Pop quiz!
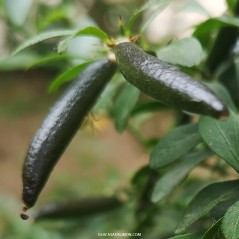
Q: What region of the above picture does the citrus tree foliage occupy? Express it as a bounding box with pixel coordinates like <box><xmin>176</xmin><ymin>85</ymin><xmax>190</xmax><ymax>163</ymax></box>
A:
<box><xmin>2</xmin><ymin>0</ymin><xmax>239</xmax><ymax>238</ymax></box>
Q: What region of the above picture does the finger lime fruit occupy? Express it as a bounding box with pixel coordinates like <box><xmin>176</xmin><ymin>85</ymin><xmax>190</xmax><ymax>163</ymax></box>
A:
<box><xmin>114</xmin><ymin>42</ymin><xmax>228</xmax><ymax>118</ymax></box>
<box><xmin>21</xmin><ymin>58</ymin><xmax>116</xmax><ymax>219</ymax></box>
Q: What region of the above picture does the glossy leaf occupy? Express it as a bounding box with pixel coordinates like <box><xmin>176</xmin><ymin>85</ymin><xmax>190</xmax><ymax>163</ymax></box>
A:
<box><xmin>113</xmin><ymin>83</ymin><xmax>140</xmax><ymax>132</ymax></box>
<box><xmin>210</xmin><ymin>197</ymin><xmax>239</xmax><ymax>219</ymax></box>
<box><xmin>157</xmin><ymin>37</ymin><xmax>203</xmax><ymax>67</ymax></box>
<box><xmin>151</xmin><ymin>150</ymin><xmax>211</xmax><ymax>203</ymax></box>
<box><xmin>74</xmin><ymin>26</ymin><xmax>109</xmax><ymax>41</ymax></box>
<box><xmin>126</xmin><ymin>0</ymin><xmax>173</xmax><ymax>32</ymax></box>
<box><xmin>202</xmin><ymin>218</ymin><xmax>223</xmax><ymax>239</ymax></box>
<box><xmin>222</xmin><ymin>200</ymin><xmax>239</xmax><ymax>239</ymax></box>
<box><xmin>150</xmin><ymin>124</ymin><xmax>202</xmax><ymax>169</ymax></box>
<box><xmin>48</xmin><ymin>61</ymin><xmax>92</xmax><ymax>92</ymax></box>
<box><xmin>57</xmin><ymin>26</ymin><xmax>109</xmax><ymax>54</ymax></box>
<box><xmin>13</xmin><ymin>30</ymin><xmax>75</xmax><ymax>55</ymax></box>
<box><xmin>199</xmin><ymin>111</ymin><xmax>239</xmax><ymax>173</ymax></box>
<box><xmin>176</xmin><ymin>180</ymin><xmax>239</xmax><ymax>233</ymax></box>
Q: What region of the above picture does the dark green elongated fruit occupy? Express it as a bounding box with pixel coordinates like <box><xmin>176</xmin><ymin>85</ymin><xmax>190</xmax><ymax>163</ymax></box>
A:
<box><xmin>21</xmin><ymin>58</ymin><xmax>116</xmax><ymax>220</ymax></box>
<box><xmin>34</xmin><ymin>195</ymin><xmax>125</xmax><ymax>220</ymax></box>
<box><xmin>114</xmin><ymin>42</ymin><xmax>228</xmax><ymax>118</ymax></box>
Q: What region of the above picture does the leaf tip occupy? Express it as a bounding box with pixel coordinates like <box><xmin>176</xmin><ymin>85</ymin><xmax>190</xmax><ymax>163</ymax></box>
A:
<box><xmin>48</xmin><ymin>84</ymin><xmax>56</xmax><ymax>94</ymax></box>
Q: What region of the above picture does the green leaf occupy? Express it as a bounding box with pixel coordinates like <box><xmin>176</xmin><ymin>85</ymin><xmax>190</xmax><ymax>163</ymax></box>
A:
<box><xmin>205</xmin><ymin>82</ymin><xmax>237</xmax><ymax>112</ymax></box>
<box><xmin>57</xmin><ymin>26</ymin><xmax>109</xmax><ymax>54</ymax></box>
<box><xmin>113</xmin><ymin>83</ymin><xmax>140</xmax><ymax>132</ymax></box>
<box><xmin>226</xmin><ymin>0</ymin><xmax>237</xmax><ymax>13</ymax></box>
<box><xmin>140</xmin><ymin>0</ymin><xmax>173</xmax><ymax>32</ymax></box>
<box><xmin>168</xmin><ymin>233</ymin><xmax>202</xmax><ymax>239</ymax></box>
<box><xmin>126</xmin><ymin>0</ymin><xmax>173</xmax><ymax>32</ymax></box>
<box><xmin>222</xmin><ymin>200</ymin><xmax>239</xmax><ymax>239</ymax></box>
<box><xmin>156</xmin><ymin>37</ymin><xmax>203</xmax><ymax>67</ymax></box>
<box><xmin>140</xmin><ymin>0</ymin><xmax>172</xmax><ymax>12</ymax></box>
<box><xmin>48</xmin><ymin>61</ymin><xmax>92</xmax><ymax>93</ymax></box>
<box><xmin>211</xmin><ymin>197</ymin><xmax>239</xmax><ymax>220</ymax></box>
<box><xmin>194</xmin><ymin>16</ymin><xmax>239</xmax><ymax>45</ymax></box>
<box><xmin>150</xmin><ymin>124</ymin><xmax>202</xmax><ymax>169</ymax></box>
<box><xmin>57</xmin><ymin>38</ymin><xmax>72</xmax><ymax>54</ymax></box>
<box><xmin>212</xmin><ymin>15</ymin><xmax>239</xmax><ymax>27</ymax></box>
<box><xmin>131</xmin><ymin>165</ymin><xmax>152</xmax><ymax>187</ymax></box>
<box><xmin>74</xmin><ymin>26</ymin><xmax>109</xmax><ymax>41</ymax></box>
<box><xmin>151</xmin><ymin>150</ymin><xmax>211</xmax><ymax>203</ymax></box>
<box><xmin>199</xmin><ymin>110</ymin><xmax>239</xmax><ymax>173</ymax></box>
<box><xmin>176</xmin><ymin>179</ymin><xmax>239</xmax><ymax>233</ymax></box>
<box><xmin>202</xmin><ymin>218</ymin><xmax>223</xmax><ymax>239</ymax></box>
<box><xmin>13</xmin><ymin>30</ymin><xmax>75</xmax><ymax>55</ymax></box>
<box><xmin>218</xmin><ymin>62</ymin><xmax>239</xmax><ymax>110</ymax></box>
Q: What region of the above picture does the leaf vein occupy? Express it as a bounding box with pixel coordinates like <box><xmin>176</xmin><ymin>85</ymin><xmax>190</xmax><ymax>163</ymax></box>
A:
<box><xmin>215</xmin><ymin>121</ymin><xmax>239</xmax><ymax>162</ymax></box>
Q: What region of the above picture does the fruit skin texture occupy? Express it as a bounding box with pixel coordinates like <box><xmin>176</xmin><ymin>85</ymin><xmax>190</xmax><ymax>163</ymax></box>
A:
<box><xmin>22</xmin><ymin>59</ymin><xmax>116</xmax><ymax>210</ymax></box>
<box><xmin>114</xmin><ymin>42</ymin><xmax>228</xmax><ymax>118</ymax></box>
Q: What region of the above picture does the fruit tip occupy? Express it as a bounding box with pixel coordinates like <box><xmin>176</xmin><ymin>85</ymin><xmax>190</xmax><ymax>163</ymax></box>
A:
<box><xmin>20</xmin><ymin>212</ymin><xmax>29</xmax><ymax>220</ymax></box>
<box><xmin>20</xmin><ymin>205</ymin><xmax>29</xmax><ymax>220</ymax></box>
<box><xmin>217</xmin><ymin>107</ymin><xmax>230</xmax><ymax>120</ymax></box>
